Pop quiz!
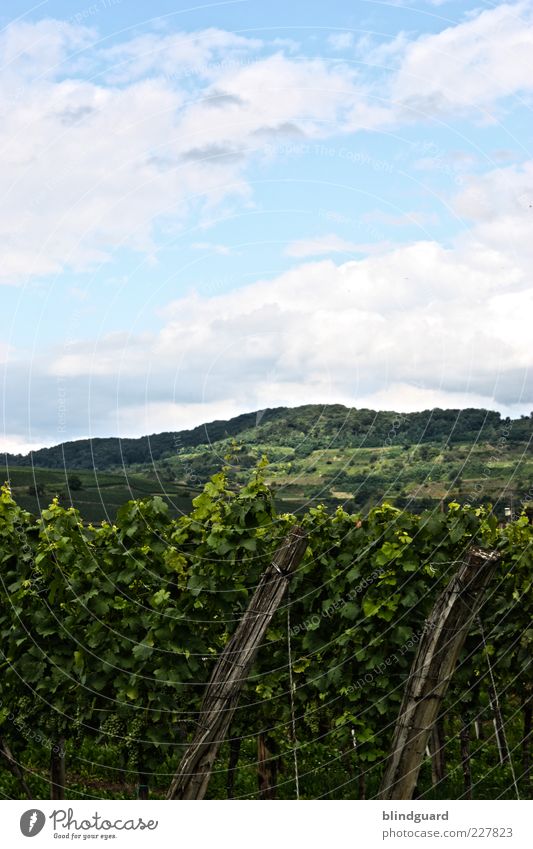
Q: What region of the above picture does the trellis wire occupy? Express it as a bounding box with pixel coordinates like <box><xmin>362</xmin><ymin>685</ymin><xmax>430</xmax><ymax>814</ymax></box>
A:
<box><xmin>286</xmin><ymin>594</ymin><xmax>300</xmax><ymax>799</ymax></box>
<box><xmin>476</xmin><ymin>615</ymin><xmax>520</xmax><ymax>800</ymax></box>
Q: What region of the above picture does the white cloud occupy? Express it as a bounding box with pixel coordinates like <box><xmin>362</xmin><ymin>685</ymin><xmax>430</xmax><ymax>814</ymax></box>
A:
<box><xmin>453</xmin><ymin>159</ymin><xmax>533</xmax><ymax>267</ymax></box>
<box><xmin>0</xmin><ymin>18</ymin><xmax>94</xmax><ymax>85</ymax></box>
<box><xmin>391</xmin><ymin>1</ymin><xmax>533</xmax><ymax>116</ymax></box>
<box><xmin>350</xmin><ymin>384</ymin><xmax>526</xmax><ymax>419</ymax></box>
<box><xmin>285</xmin><ymin>233</ymin><xmax>378</xmax><ymax>257</ymax></box>
<box><xmin>38</xmin><ymin>151</ymin><xmax>533</xmax><ymax>417</ymax></box>
<box><xmin>101</xmin><ymin>28</ymin><xmax>263</xmax><ymax>84</ymax></box>
<box><xmin>334</xmin><ymin>3</ymin><xmax>533</xmax><ymax>120</ymax></box>
<box><xmin>0</xmin><ymin>66</ymin><xmax>242</xmax><ymax>281</ymax></box>
<box><xmin>356</xmin><ymin>31</ymin><xmax>410</xmax><ymax>69</ymax></box>
<box><xmin>0</xmin><ymin>21</ymin><xmax>378</xmax><ymax>285</ymax></box>
<box><xmin>0</xmin><ymin>434</ymin><xmax>49</xmax><ymax>454</ymax></box>
<box><xmin>0</xmin><ymin>341</ymin><xmax>11</xmax><ymax>363</ymax></box>
<box><xmin>362</xmin><ymin>210</ymin><xmax>440</xmax><ymax>229</ymax></box>
<box><xmin>327</xmin><ymin>32</ymin><xmax>355</xmax><ymax>52</ymax></box>
<box><xmin>114</xmin><ymin>400</ymin><xmax>246</xmax><ymax>439</ymax></box>
<box><xmin>3</xmin><ymin>8</ymin><xmax>533</xmax><ymax>445</ymax></box>
<box><xmin>3</xmin><ymin>6</ymin><xmax>531</xmax><ymax>286</ymax></box>
<box><xmin>176</xmin><ymin>52</ymin><xmax>378</xmax><ymax>146</ymax></box>
<box><xmin>41</xmin><ymin>225</ymin><xmax>532</xmax><ymax>432</ymax></box>
<box><xmin>5</xmin><ymin>187</ymin><xmax>531</xmax><ymax>446</ymax></box>
<box><xmin>192</xmin><ymin>241</ymin><xmax>235</xmax><ymax>255</ymax></box>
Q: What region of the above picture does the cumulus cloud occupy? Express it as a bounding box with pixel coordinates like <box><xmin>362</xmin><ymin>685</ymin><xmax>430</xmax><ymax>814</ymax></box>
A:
<box><xmin>3</xmin><ymin>6</ymin><xmax>532</xmax><ymax>285</ymax></box>
<box><xmin>3</xmin><ymin>7</ymin><xmax>533</xmax><ymax>447</ymax></box>
<box><xmin>0</xmin><ymin>20</ymin><xmax>382</xmax><ymax>285</ymax></box>
<box><xmin>391</xmin><ymin>1</ymin><xmax>533</xmax><ymax>116</ymax></box>
<box><xmin>285</xmin><ymin>234</ymin><xmax>377</xmax><ymax>257</ymax></box>
<box><xmin>0</xmin><ymin>68</ymin><xmax>241</xmax><ymax>281</ymax></box>
<box><xmin>7</xmin><ymin>204</ymin><xmax>526</xmax><ymax>445</ymax></box>
<box><xmin>327</xmin><ymin>32</ymin><xmax>355</xmax><ymax>52</ymax></box>
<box><xmin>0</xmin><ymin>434</ymin><xmax>49</xmax><ymax>454</ymax></box>
<box><xmin>100</xmin><ymin>28</ymin><xmax>263</xmax><ymax>84</ymax></box>
<box><xmin>191</xmin><ymin>241</ymin><xmax>235</xmax><ymax>255</ymax></box>
<box><xmin>453</xmin><ymin>159</ymin><xmax>533</xmax><ymax>268</ymax></box>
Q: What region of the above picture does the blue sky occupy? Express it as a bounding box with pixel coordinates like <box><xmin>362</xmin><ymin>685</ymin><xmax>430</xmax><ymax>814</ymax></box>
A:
<box><xmin>1</xmin><ymin>0</ymin><xmax>533</xmax><ymax>452</ymax></box>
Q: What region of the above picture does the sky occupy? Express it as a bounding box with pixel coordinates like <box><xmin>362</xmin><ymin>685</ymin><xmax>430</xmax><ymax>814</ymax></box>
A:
<box><xmin>1</xmin><ymin>0</ymin><xmax>532</xmax><ymax>453</ymax></box>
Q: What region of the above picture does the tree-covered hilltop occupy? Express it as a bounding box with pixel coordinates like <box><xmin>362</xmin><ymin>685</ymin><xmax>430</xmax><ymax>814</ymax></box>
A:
<box><xmin>3</xmin><ymin>405</ymin><xmax>531</xmax><ymax>523</ymax></box>
<box><xmin>4</xmin><ymin>404</ymin><xmax>533</xmax><ymax>470</ymax></box>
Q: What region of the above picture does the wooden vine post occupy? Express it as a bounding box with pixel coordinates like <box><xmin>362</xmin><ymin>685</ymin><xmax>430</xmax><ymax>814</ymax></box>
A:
<box><xmin>429</xmin><ymin>717</ymin><xmax>446</xmax><ymax>787</ymax></box>
<box><xmin>167</xmin><ymin>526</ymin><xmax>307</xmax><ymax>800</ymax></box>
<box><xmin>0</xmin><ymin>737</ymin><xmax>31</xmax><ymax>798</ymax></box>
<box><xmin>378</xmin><ymin>546</ymin><xmax>500</xmax><ymax>800</ymax></box>
<box><xmin>50</xmin><ymin>736</ymin><xmax>66</xmax><ymax>800</ymax></box>
<box><xmin>257</xmin><ymin>732</ymin><xmax>279</xmax><ymax>799</ymax></box>
<box><xmin>488</xmin><ymin>683</ymin><xmax>510</xmax><ymax>765</ymax></box>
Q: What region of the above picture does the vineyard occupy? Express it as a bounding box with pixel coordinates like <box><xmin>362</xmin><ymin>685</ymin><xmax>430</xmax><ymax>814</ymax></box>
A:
<box><xmin>0</xmin><ymin>463</ymin><xmax>531</xmax><ymax>800</ymax></box>
<box><xmin>5</xmin><ymin>405</ymin><xmax>533</xmax><ymax>523</ymax></box>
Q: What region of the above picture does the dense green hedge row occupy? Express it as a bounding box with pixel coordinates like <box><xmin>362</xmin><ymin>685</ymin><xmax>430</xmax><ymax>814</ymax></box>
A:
<box><xmin>0</xmin><ymin>465</ymin><xmax>531</xmax><ymax>799</ymax></box>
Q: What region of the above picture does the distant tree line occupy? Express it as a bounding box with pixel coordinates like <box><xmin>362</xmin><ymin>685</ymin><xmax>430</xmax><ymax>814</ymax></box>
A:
<box><xmin>3</xmin><ymin>405</ymin><xmax>532</xmax><ymax>472</ymax></box>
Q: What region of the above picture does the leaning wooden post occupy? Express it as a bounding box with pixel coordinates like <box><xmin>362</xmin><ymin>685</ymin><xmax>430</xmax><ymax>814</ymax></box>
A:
<box><xmin>378</xmin><ymin>546</ymin><xmax>500</xmax><ymax>800</ymax></box>
<box><xmin>488</xmin><ymin>682</ymin><xmax>510</xmax><ymax>765</ymax></box>
<box><xmin>50</xmin><ymin>736</ymin><xmax>66</xmax><ymax>800</ymax></box>
<box><xmin>0</xmin><ymin>737</ymin><xmax>32</xmax><ymax>798</ymax></box>
<box><xmin>167</xmin><ymin>526</ymin><xmax>307</xmax><ymax>800</ymax></box>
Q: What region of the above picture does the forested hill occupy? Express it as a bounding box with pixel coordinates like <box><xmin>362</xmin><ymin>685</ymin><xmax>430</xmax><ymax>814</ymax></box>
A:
<box><xmin>4</xmin><ymin>405</ymin><xmax>532</xmax><ymax>471</ymax></box>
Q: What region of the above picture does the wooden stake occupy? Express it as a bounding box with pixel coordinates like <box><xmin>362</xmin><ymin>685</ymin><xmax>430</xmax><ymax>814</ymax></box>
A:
<box><xmin>429</xmin><ymin>717</ymin><xmax>446</xmax><ymax>787</ymax></box>
<box><xmin>460</xmin><ymin>719</ymin><xmax>473</xmax><ymax>799</ymax></box>
<box><xmin>522</xmin><ymin>695</ymin><xmax>532</xmax><ymax>787</ymax></box>
<box><xmin>257</xmin><ymin>732</ymin><xmax>278</xmax><ymax>799</ymax></box>
<box><xmin>50</xmin><ymin>737</ymin><xmax>66</xmax><ymax>800</ymax></box>
<box><xmin>226</xmin><ymin>736</ymin><xmax>241</xmax><ymax>799</ymax></box>
<box><xmin>138</xmin><ymin>770</ymin><xmax>149</xmax><ymax>799</ymax></box>
<box><xmin>0</xmin><ymin>737</ymin><xmax>31</xmax><ymax>798</ymax></box>
<box><xmin>488</xmin><ymin>683</ymin><xmax>510</xmax><ymax>765</ymax></box>
<box><xmin>378</xmin><ymin>546</ymin><xmax>500</xmax><ymax>800</ymax></box>
<box><xmin>166</xmin><ymin>526</ymin><xmax>307</xmax><ymax>800</ymax></box>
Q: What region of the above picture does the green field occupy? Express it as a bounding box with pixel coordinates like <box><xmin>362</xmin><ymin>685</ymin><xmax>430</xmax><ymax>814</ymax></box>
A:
<box><xmin>138</xmin><ymin>438</ymin><xmax>532</xmax><ymax>518</ymax></box>
<box><xmin>3</xmin><ymin>404</ymin><xmax>531</xmax><ymax>521</ymax></box>
<box><xmin>4</xmin><ymin>434</ymin><xmax>531</xmax><ymax>523</ymax></box>
<box><xmin>3</xmin><ymin>467</ymin><xmax>199</xmax><ymax>523</ymax></box>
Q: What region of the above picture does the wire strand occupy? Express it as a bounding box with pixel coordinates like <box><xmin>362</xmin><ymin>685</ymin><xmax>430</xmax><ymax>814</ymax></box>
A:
<box><xmin>476</xmin><ymin>614</ymin><xmax>520</xmax><ymax>800</ymax></box>
<box><xmin>287</xmin><ymin>593</ymin><xmax>300</xmax><ymax>799</ymax></box>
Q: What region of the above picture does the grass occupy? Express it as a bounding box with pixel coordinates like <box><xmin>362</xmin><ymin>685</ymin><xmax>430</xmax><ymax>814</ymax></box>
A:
<box><xmin>3</xmin><ymin>467</ymin><xmax>199</xmax><ymax>523</ymax></box>
<box><xmin>4</xmin><ymin>435</ymin><xmax>531</xmax><ymax>522</ymax></box>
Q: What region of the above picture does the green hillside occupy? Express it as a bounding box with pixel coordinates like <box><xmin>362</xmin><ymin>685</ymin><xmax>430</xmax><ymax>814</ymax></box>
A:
<box><xmin>5</xmin><ymin>405</ymin><xmax>532</xmax><ymax>470</ymax></box>
<box><xmin>2</xmin><ymin>467</ymin><xmax>200</xmax><ymax>525</ymax></box>
<box><xmin>3</xmin><ymin>404</ymin><xmax>532</xmax><ymax>521</ymax></box>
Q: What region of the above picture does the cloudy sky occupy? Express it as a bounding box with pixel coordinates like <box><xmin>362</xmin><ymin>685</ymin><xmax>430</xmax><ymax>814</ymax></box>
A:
<box><xmin>1</xmin><ymin>0</ymin><xmax>532</xmax><ymax>453</ymax></box>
